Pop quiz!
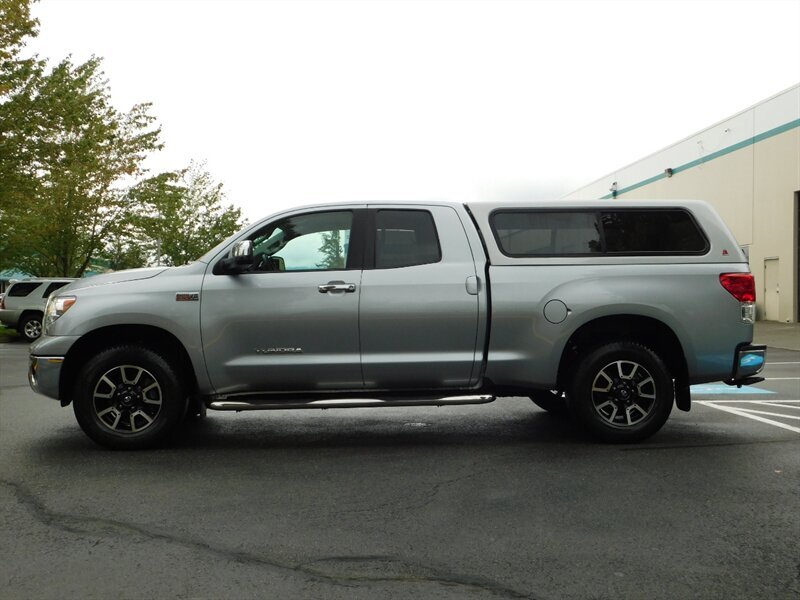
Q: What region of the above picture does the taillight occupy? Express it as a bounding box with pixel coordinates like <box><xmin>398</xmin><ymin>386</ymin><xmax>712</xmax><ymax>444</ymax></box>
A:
<box><xmin>720</xmin><ymin>273</ymin><xmax>756</xmax><ymax>323</ymax></box>
<box><xmin>720</xmin><ymin>273</ymin><xmax>756</xmax><ymax>302</ymax></box>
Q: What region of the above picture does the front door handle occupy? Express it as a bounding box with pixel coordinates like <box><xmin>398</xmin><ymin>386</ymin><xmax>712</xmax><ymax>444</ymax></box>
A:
<box><xmin>318</xmin><ymin>281</ymin><xmax>356</xmax><ymax>294</ymax></box>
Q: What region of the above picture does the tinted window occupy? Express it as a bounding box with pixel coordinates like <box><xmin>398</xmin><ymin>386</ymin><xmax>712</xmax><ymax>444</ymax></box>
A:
<box><xmin>42</xmin><ymin>281</ymin><xmax>70</xmax><ymax>298</ymax></box>
<box><xmin>492</xmin><ymin>209</ymin><xmax>709</xmax><ymax>256</ymax></box>
<box><xmin>492</xmin><ymin>211</ymin><xmax>601</xmax><ymax>256</ymax></box>
<box><xmin>601</xmin><ymin>210</ymin><xmax>708</xmax><ymax>253</ymax></box>
<box><xmin>8</xmin><ymin>282</ymin><xmax>42</xmax><ymax>297</ymax></box>
<box><xmin>249</xmin><ymin>210</ymin><xmax>353</xmax><ymax>272</ymax></box>
<box><xmin>374</xmin><ymin>210</ymin><xmax>441</xmax><ymax>269</ymax></box>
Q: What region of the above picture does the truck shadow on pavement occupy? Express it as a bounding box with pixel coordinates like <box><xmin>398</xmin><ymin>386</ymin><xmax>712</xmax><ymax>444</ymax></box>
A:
<box><xmin>26</xmin><ymin>407</ymin><xmax>782</xmax><ymax>459</ymax></box>
<box><xmin>29</xmin><ymin>409</ymin><xmax>595</xmax><ymax>457</ymax></box>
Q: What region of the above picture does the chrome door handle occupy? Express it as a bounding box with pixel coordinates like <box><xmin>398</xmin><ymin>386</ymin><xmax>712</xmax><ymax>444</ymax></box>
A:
<box><xmin>318</xmin><ymin>282</ymin><xmax>356</xmax><ymax>293</ymax></box>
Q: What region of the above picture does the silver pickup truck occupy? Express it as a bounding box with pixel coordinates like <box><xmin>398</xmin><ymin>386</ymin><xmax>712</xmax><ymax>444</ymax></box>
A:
<box><xmin>29</xmin><ymin>200</ymin><xmax>766</xmax><ymax>449</ymax></box>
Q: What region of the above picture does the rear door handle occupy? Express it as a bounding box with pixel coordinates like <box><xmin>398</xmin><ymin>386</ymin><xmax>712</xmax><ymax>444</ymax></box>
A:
<box><xmin>318</xmin><ymin>281</ymin><xmax>356</xmax><ymax>293</ymax></box>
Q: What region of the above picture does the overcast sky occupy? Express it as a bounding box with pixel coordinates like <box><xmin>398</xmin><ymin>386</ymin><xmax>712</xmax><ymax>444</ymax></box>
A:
<box><xmin>27</xmin><ymin>0</ymin><xmax>800</xmax><ymax>221</ymax></box>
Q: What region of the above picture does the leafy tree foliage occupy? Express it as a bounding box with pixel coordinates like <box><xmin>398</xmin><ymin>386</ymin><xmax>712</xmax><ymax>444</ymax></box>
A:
<box><xmin>0</xmin><ymin>1</ymin><xmax>244</xmax><ymax>276</ymax></box>
<box><xmin>0</xmin><ymin>0</ymin><xmax>40</xmax><ymax>223</ymax></box>
<box><xmin>125</xmin><ymin>161</ymin><xmax>245</xmax><ymax>267</ymax></box>
<box><xmin>0</xmin><ymin>55</ymin><xmax>161</xmax><ymax>276</ymax></box>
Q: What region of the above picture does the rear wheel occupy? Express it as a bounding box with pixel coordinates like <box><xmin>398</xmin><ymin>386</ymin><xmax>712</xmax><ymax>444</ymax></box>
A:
<box><xmin>18</xmin><ymin>313</ymin><xmax>43</xmax><ymax>342</ymax></box>
<box><xmin>569</xmin><ymin>342</ymin><xmax>673</xmax><ymax>443</ymax></box>
<box><xmin>73</xmin><ymin>345</ymin><xmax>186</xmax><ymax>449</ymax></box>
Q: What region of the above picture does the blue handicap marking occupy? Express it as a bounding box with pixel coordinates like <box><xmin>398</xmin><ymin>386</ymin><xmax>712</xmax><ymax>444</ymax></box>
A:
<box><xmin>690</xmin><ymin>384</ymin><xmax>774</xmax><ymax>395</ymax></box>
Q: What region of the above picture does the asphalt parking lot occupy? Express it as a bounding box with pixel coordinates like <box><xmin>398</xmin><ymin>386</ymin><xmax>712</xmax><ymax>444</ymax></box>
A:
<box><xmin>1</xmin><ymin>338</ymin><xmax>798</xmax><ymax>600</ymax></box>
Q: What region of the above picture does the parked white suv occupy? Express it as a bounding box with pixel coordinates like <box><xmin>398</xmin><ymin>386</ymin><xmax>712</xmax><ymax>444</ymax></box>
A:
<box><xmin>0</xmin><ymin>278</ymin><xmax>75</xmax><ymax>341</ymax></box>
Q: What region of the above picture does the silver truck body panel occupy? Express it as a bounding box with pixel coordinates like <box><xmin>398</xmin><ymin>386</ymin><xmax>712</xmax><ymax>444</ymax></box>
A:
<box><xmin>485</xmin><ymin>262</ymin><xmax>751</xmax><ymax>388</ymax></box>
<box><xmin>200</xmin><ymin>267</ymin><xmax>363</xmax><ymax>393</ymax></box>
<box><xmin>359</xmin><ymin>205</ymin><xmax>484</xmax><ymax>389</ymax></box>
<box><xmin>39</xmin><ymin>262</ymin><xmax>212</xmax><ymax>394</ymax></box>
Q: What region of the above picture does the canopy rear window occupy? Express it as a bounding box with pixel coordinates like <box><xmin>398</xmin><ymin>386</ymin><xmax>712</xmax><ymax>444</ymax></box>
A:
<box><xmin>491</xmin><ymin>209</ymin><xmax>709</xmax><ymax>257</ymax></box>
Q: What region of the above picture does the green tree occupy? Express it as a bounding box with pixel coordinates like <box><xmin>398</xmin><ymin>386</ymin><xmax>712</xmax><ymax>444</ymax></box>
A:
<box><xmin>128</xmin><ymin>161</ymin><xmax>245</xmax><ymax>267</ymax></box>
<box><xmin>0</xmin><ymin>2</ymin><xmax>243</xmax><ymax>275</ymax></box>
<box><xmin>0</xmin><ymin>0</ymin><xmax>40</xmax><ymax>226</ymax></box>
<box><xmin>0</xmin><ymin>55</ymin><xmax>162</xmax><ymax>276</ymax></box>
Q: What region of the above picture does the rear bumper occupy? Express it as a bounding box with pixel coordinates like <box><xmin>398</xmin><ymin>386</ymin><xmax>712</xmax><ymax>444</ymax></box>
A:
<box><xmin>0</xmin><ymin>308</ymin><xmax>21</xmax><ymax>329</ymax></box>
<box><xmin>725</xmin><ymin>344</ymin><xmax>767</xmax><ymax>387</ymax></box>
<box><xmin>29</xmin><ymin>355</ymin><xmax>64</xmax><ymax>400</ymax></box>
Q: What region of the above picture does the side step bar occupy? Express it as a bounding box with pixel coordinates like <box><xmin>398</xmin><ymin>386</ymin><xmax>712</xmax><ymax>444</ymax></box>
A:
<box><xmin>208</xmin><ymin>394</ymin><xmax>496</xmax><ymax>411</ymax></box>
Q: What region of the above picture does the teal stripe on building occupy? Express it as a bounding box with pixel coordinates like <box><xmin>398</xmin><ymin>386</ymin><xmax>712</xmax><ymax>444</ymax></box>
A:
<box><xmin>601</xmin><ymin>118</ymin><xmax>800</xmax><ymax>199</ymax></box>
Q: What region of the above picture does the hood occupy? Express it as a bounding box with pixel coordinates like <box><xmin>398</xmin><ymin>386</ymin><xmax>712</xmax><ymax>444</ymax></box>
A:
<box><xmin>64</xmin><ymin>267</ymin><xmax>169</xmax><ymax>292</ymax></box>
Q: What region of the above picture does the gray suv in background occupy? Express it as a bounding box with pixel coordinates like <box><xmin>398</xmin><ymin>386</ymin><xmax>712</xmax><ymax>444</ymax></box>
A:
<box><xmin>28</xmin><ymin>200</ymin><xmax>766</xmax><ymax>449</ymax></box>
<box><xmin>0</xmin><ymin>278</ymin><xmax>75</xmax><ymax>341</ymax></box>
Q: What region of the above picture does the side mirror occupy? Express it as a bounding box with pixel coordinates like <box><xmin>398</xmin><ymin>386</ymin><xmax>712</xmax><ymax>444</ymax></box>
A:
<box><xmin>216</xmin><ymin>240</ymin><xmax>254</xmax><ymax>274</ymax></box>
<box><xmin>230</xmin><ymin>240</ymin><xmax>254</xmax><ymax>263</ymax></box>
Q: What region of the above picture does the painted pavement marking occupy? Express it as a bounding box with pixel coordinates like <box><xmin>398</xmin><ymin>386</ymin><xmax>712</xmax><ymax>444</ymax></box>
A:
<box><xmin>696</xmin><ymin>399</ymin><xmax>800</xmax><ymax>434</ymax></box>
<box><xmin>690</xmin><ymin>384</ymin><xmax>774</xmax><ymax>395</ymax></box>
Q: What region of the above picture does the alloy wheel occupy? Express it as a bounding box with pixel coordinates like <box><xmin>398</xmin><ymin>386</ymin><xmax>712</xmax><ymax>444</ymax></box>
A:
<box><xmin>590</xmin><ymin>360</ymin><xmax>657</xmax><ymax>427</ymax></box>
<box><xmin>92</xmin><ymin>365</ymin><xmax>163</xmax><ymax>434</ymax></box>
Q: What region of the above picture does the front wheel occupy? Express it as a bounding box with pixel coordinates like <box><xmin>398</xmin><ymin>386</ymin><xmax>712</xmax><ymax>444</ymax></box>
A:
<box><xmin>569</xmin><ymin>342</ymin><xmax>673</xmax><ymax>443</ymax></box>
<box><xmin>73</xmin><ymin>345</ymin><xmax>186</xmax><ymax>449</ymax></box>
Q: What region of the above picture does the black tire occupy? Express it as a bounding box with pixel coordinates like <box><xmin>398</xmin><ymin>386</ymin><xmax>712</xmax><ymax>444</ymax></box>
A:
<box><xmin>530</xmin><ymin>390</ymin><xmax>569</xmax><ymax>416</ymax></box>
<box><xmin>569</xmin><ymin>342</ymin><xmax>673</xmax><ymax>443</ymax></box>
<box><xmin>72</xmin><ymin>345</ymin><xmax>187</xmax><ymax>449</ymax></box>
<box><xmin>18</xmin><ymin>312</ymin><xmax>43</xmax><ymax>342</ymax></box>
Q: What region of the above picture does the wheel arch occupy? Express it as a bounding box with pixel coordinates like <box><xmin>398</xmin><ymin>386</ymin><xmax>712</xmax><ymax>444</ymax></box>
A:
<box><xmin>18</xmin><ymin>309</ymin><xmax>44</xmax><ymax>327</ymax></box>
<box><xmin>19</xmin><ymin>309</ymin><xmax>44</xmax><ymax>320</ymax></box>
<box><xmin>557</xmin><ymin>314</ymin><xmax>690</xmax><ymax>410</ymax></box>
<box><xmin>59</xmin><ymin>325</ymin><xmax>198</xmax><ymax>406</ymax></box>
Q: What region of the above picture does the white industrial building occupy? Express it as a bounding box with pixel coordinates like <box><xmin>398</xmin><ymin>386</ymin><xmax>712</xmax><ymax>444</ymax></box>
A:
<box><xmin>565</xmin><ymin>84</ymin><xmax>800</xmax><ymax>323</ymax></box>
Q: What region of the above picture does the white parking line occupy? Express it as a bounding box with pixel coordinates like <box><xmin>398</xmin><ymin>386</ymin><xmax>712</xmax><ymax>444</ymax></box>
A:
<box><xmin>723</xmin><ymin>408</ymin><xmax>800</xmax><ymax>420</ymax></box>
<box><xmin>752</xmin><ymin>401</ymin><xmax>800</xmax><ymax>410</ymax></box>
<box><xmin>765</xmin><ymin>377</ymin><xmax>800</xmax><ymax>381</ymax></box>
<box><xmin>695</xmin><ymin>399</ymin><xmax>800</xmax><ymax>403</ymax></box>
<box><xmin>696</xmin><ymin>400</ymin><xmax>800</xmax><ymax>434</ymax></box>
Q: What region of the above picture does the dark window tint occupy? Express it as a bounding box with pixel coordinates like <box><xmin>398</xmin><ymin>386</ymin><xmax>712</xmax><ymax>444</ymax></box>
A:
<box><xmin>492</xmin><ymin>211</ymin><xmax>601</xmax><ymax>256</ymax></box>
<box><xmin>7</xmin><ymin>282</ymin><xmax>41</xmax><ymax>297</ymax></box>
<box><xmin>42</xmin><ymin>281</ymin><xmax>69</xmax><ymax>298</ymax></box>
<box><xmin>601</xmin><ymin>210</ymin><xmax>707</xmax><ymax>253</ymax></box>
<box><xmin>375</xmin><ymin>210</ymin><xmax>441</xmax><ymax>269</ymax></box>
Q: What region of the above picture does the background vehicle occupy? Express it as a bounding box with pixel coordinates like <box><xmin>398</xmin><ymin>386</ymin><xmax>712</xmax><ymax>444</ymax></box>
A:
<box><xmin>29</xmin><ymin>200</ymin><xmax>765</xmax><ymax>448</ymax></box>
<box><xmin>0</xmin><ymin>278</ymin><xmax>75</xmax><ymax>341</ymax></box>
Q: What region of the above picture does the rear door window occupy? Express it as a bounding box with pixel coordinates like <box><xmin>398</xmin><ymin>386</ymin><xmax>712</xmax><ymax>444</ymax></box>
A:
<box><xmin>42</xmin><ymin>281</ymin><xmax>70</xmax><ymax>298</ymax></box>
<box><xmin>373</xmin><ymin>210</ymin><xmax>441</xmax><ymax>269</ymax></box>
<box><xmin>7</xmin><ymin>282</ymin><xmax>42</xmax><ymax>297</ymax></box>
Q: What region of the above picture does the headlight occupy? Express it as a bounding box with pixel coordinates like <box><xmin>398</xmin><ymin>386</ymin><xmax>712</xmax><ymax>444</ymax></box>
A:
<box><xmin>44</xmin><ymin>295</ymin><xmax>77</xmax><ymax>333</ymax></box>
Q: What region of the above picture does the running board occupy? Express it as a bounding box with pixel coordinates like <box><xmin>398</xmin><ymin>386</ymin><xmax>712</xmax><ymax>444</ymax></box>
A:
<box><xmin>207</xmin><ymin>394</ymin><xmax>496</xmax><ymax>411</ymax></box>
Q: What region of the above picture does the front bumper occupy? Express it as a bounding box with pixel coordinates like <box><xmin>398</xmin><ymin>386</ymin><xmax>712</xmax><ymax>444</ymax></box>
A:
<box><xmin>725</xmin><ymin>344</ymin><xmax>767</xmax><ymax>387</ymax></box>
<box><xmin>29</xmin><ymin>355</ymin><xmax>64</xmax><ymax>400</ymax></box>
